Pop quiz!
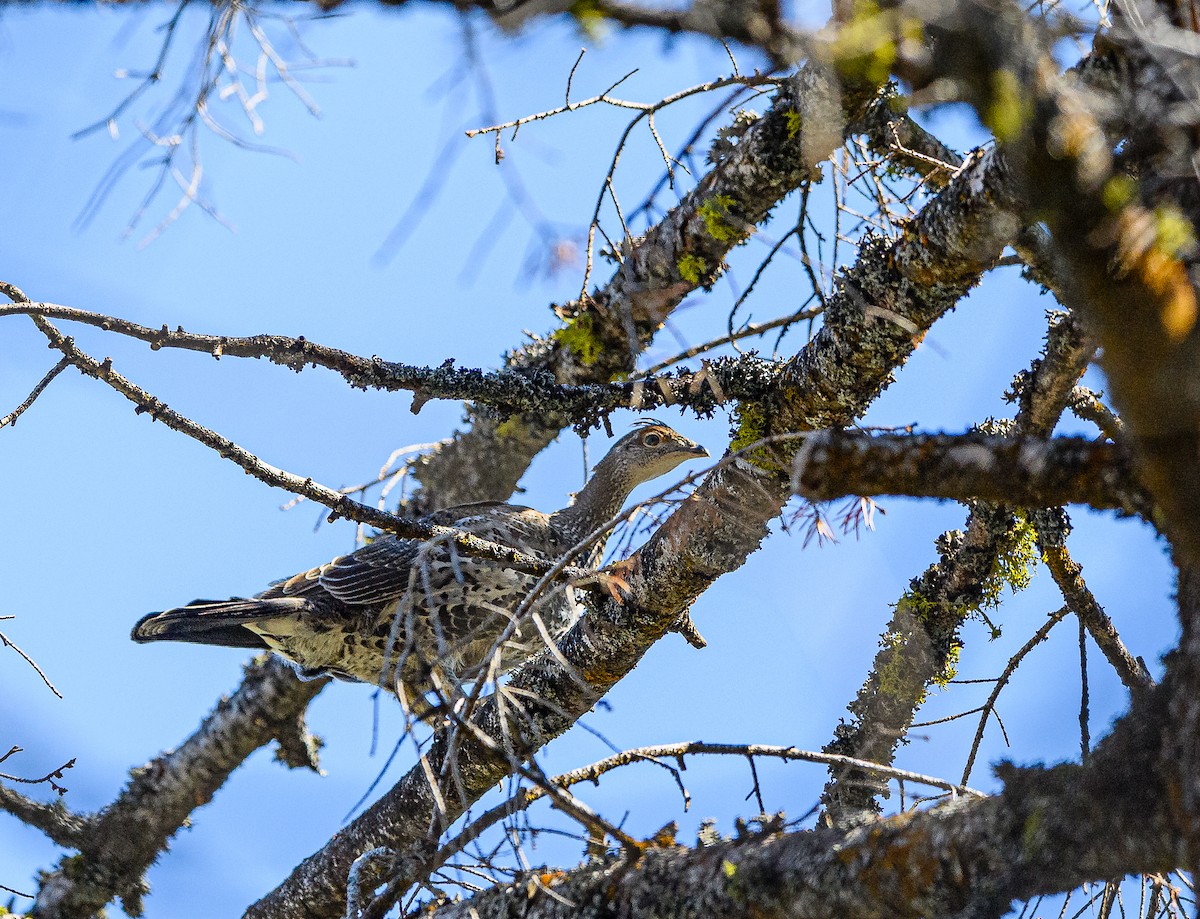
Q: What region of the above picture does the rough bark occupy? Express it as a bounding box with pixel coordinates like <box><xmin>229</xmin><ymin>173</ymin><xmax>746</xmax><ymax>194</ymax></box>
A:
<box><xmin>12</xmin><ymin>59</ymin><xmax>873</xmax><ymax>919</ymax></box>
<box><xmin>792</xmin><ymin>431</ymin><xmax>1147</xmax><ymax>513</ymax></box>
<box><xmin>404</xmin><ymin>64</ymin><xmax>857</xmax><ymax>513</ymax></box>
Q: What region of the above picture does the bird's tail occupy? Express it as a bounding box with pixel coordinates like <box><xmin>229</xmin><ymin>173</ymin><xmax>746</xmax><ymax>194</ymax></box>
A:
<box><xmin>131</xmin><ymin>597</ymin><xmax>312</xmax><ymax>649</ymax></box>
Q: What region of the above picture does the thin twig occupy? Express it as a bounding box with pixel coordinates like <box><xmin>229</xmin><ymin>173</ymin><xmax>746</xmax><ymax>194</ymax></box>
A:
<box><xmin>0</xmin><ymin>356</ymin><xmax>72</xmax><ymax>429</ymax></box>
<box><xmin>637</xmin><ymin>308</ymin><xmax>824</xmax><ymax>378</ymax></box>
<box><xmin>0</xmin><ymin>629</ymin><xmax>63</xmax><ymax>699</ymax></box>
<box><xmin>962</xmin><ymin>607</ymin><xmax>1071</xmax><ymax>785</ymax></box>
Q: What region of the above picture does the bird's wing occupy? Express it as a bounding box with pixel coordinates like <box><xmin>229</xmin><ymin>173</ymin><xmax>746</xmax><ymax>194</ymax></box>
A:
<box><xmin>264</xmin><ymin>504</ymin><xmax>556</xmax><ymax>609</ymax></box>
<box><xmin>260</xmin><ymin>537</ymin><xmax>422</xmax><ymax>607</ymax></box>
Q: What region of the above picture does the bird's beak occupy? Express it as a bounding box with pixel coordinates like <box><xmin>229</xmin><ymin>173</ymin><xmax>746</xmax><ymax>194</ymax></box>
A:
<box><xmin>688</xmin><ymin>444</ymin><xmax>709</xmax><ymax>458</ymax></box>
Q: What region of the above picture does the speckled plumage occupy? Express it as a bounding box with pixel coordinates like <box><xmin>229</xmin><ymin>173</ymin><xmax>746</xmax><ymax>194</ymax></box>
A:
<box><xmin>132</xmin><ymin>424</ymin><xmax>706</xmax><ymax>714</ymax></box>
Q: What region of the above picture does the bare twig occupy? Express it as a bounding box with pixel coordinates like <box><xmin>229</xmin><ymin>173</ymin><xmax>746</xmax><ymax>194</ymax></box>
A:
<box><xmin>961</xmin><ymin>608</ymin><xmax>1072</xmax><ymax>785</ymax></box>
<box><xmin>0</xmin><ymin>628</ymin><xmax>63</xmax><ymax>699</ymax></box>
<box><xmin>0</xmin><ymin>356</ymin><xmax>71</xmax><ymax>429</ymax></box>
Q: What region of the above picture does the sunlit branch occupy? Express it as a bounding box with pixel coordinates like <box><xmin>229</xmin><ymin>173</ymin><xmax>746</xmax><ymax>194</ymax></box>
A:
<box><xmin>246</xmin><ymin>85</ymin><xmax>1030</xmax><ymax>919</ymax></box>
<box><xmin>1068</xmin><ymin>386</ymin><xmax>1125</xmax><ymax>441</ymax></box>
<box><xmin>818</xmin><ymin>309</ymin><xmax>1094</xmax><ymax>827</ymax></box>
<box><xmin>1034</xmin><ymin>520</ymin><xmax>1155</xmax><ymax>692</ymax></box>
<box><xmin>790</xmin><ymin>430</ymin><xmax>1149</xmax><ymax>515</ymax></box>
<box><xmin>0</xmin><ymin>300</ymin><xmax>770</xmax><ymax>425</ymax></box>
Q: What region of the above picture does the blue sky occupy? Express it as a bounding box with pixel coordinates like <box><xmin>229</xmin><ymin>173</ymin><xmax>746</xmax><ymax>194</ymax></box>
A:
<box><xmin>0</xmin><ymin>5</ymin><xmax>1178</xmax><ymax>916</ymax></box>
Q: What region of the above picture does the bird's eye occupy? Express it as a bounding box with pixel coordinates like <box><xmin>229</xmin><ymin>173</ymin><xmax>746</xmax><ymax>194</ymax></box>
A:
<box><xmin>642</xmin><ymin>432</ymin><xmax>662</xmax><ymax>446</ymax></box>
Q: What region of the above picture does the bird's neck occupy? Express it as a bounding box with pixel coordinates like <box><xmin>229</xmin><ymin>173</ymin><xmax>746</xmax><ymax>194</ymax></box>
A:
<box><xmin>551</xmin><ymin>455</ymin><xmax>634</xmax><ymax>553</ymax></box>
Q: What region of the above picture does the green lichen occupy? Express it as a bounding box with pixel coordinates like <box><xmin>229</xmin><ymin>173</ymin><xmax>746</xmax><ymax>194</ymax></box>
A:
<box><xmin>878</xmin><ymin>514</ymin><xmax>1038</xmax><ymax>703</ymax></box>
<box><xmin>783</xmin><ymin>108</ymin><xmax>803</xmax><ymax>140</ymax></box>
<box><xmin>985</xmin><ymin>69</ymin><xmax>1028</xmax><ymax>142</ymax></box>
<box><xmin>677</xmin><ymin>253</ymin><xmax>708</xmax><ymax>285</ymax></box>
<box><xmin>1154</xmin><ymin>205</ymin><xmax>1198</xmax><ymax>259</ymax></box>
<box><xmin>892</xmin><ymin>591</ymin><xmax>961</xmax><ymax>689</ymax></box>
<box><xmin>493</xmin><ymin>416</ymin><xmax>525</xmax><ymax>439</ymax></box>
<box><xmin>980</xmin><ymin>512</ymin><xmax>1039</xmax><ymax>610</ymax></box>
<box><xmin>552</xmin><ymin>313</ymin><xmax>602</xmax><ymax>366</ymax></box>
<box><xmin>699</xmin><ymin>194</ymin><xmax>740</xmax><ymax>243</ymax></box>
<box><xmin>729</xmin><ymin>402</ymin><xmax>784</xmax><ymax>474</ymax></box>
<box><xmin>1022</xmin><ymin>806</ymin><xmax>1045</xmax><ymax>856</ymax></box>
<box><xmin>828</xmin><ymin>1</ymin><xmax>922</xmax><ymax>85</ymax></box>
<box><xmin>874</xmin><ymin>626</ymin><xmax>928</xmax><ymax>705</ymax></box>
<box><xmin>568</xmin><ymin>0</ymin><xmax>607</xmax><ymax>38</ymax></box>
<box><xmin>1102</xmin><ymin>175</ymin><xmax>1137</xmax><ymax>212</ymax></box>
<box><xmin>937</xmin><ymin>642</ymin><xmax>961</xmax><ymax>688</ymax></box>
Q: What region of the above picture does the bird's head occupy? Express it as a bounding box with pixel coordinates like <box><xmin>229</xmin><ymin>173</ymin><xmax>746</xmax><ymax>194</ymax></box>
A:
<box><xmin>602</xmin><ymin>421</ymin><xmax>709</xmax><ymax>488</ymax></box>
<box><xmin>554</xmin><ymin>421</ymin><xmax>708</xmax><ymax>538</ymax></box>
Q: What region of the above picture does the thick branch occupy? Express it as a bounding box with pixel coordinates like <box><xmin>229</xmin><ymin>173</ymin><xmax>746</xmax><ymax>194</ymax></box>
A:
<box><xmin>363</xmin><ymin>739</ymin><xmax>987</xmax><ymax>919</ymax></box>
<box><xmin>936</xmin><ymin>2</ymin><xmax>1200</xmax><ymax>564</ymax></box>
<box><xmin>10</xmin><ymin>60</ymin><xmax>891</xmax><ymax>919</ymax></box>
<box><xmin>0</xmin><ymin>785</ymin><xmax>90</xmax><ymax>850</ymax></box>
<box><xmin>425</xmin><ymin>686</ymin><xmax>1179</xmax><ymax>919</ymax></box>
<box><xmin>792</xmin><ymin>430</ymin><xmax>1149</xmax><ymax>515</ymax></box>
<box><xmin>404</xmin><ymin>62</ymin><xmax>875</xmax><ymax>513</ymax></box>
<box><xmin>33</xmin><ymin>657</ymin><xmax>326</xmax><ymax>919</ymax></box>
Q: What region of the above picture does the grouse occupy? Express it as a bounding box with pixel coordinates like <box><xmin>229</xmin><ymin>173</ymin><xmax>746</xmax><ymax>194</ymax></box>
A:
<box><xmin>132</xmin><ymin>423</ymin><xmax>707</xmax><ymax>714</ymax></box>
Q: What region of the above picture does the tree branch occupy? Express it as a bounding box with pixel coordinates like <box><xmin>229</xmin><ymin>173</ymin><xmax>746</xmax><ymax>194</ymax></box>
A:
<box><xmin>33</xmin><ymin>656</ymin><xmax>327</xmax><ymax>919</ymax></box>
<box><xmin>403</xmin><ymin>61</ymin><xmax>877</xmax><ymax>514</ymax></box>
<box><xmin>9</xmin><ymin>59</ymin><xmax>896</xmax><ymax>918</ymax></box>
<box><xmin>1034</xmin><ymin>514</ymin><xmax>1155</xmax><ymax>693</ymax></box>
<box><xmin>0</xmin><ymin>783</ymin><xmax>90</xmax><ymax>850</ymax></box>
<box><xmin>361</xmin><ymin>740</ymin><xmax>986</xmax><ymax>919</ymax></box>
<box><xmin>0</xmin><ymin>356</ymin><xmax>71</xmax><ymax>429</ymax></box>
<box><xmin>933</xmin><ymin>1</ymin><xmax>1200</xmax><ymax>565</ymax></box>
<box><xmin>0</xmin><ymin>284</ymin><xmax>600</xmax><ymax>585</ymax></box>
<box><xmin>1067</xmin><ymin>386</ymin><xmax>1125</xmax><ymax>440</ymax></box>
<box><xmin>0</xmin><ymin>300</ymin><xmax>809</xmax><ymax>427</ymax></box>
<box><xmin>791</xmin><ymin>430</ymin><xmax>1149</xmax><ymax>515</ymax></box>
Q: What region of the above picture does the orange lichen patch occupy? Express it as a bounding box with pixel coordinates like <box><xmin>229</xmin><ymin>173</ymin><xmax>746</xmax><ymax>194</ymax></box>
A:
<box><xmin>525</xmin><ymin>870</ymin><xmax>570</xmax><ymax>900</ymax></box>
<box><xmin>646</xmin><ymin>820</ymin><xmax>681</xmax><ymax>848</ymax></box>
<box><xmin>1146</xmin><ymin>250</ymin><xmax>1197</xmax><ymax>341</ymax></box>
<box><xmin>844</xmin><ymin>817</ymin><xmax>942</xmax><ymax>905</ymax></box>
<box><xmin>1113</xmin><ymin>207</ymin><xmax>1198</xmax><ymax>341</ymax></box>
